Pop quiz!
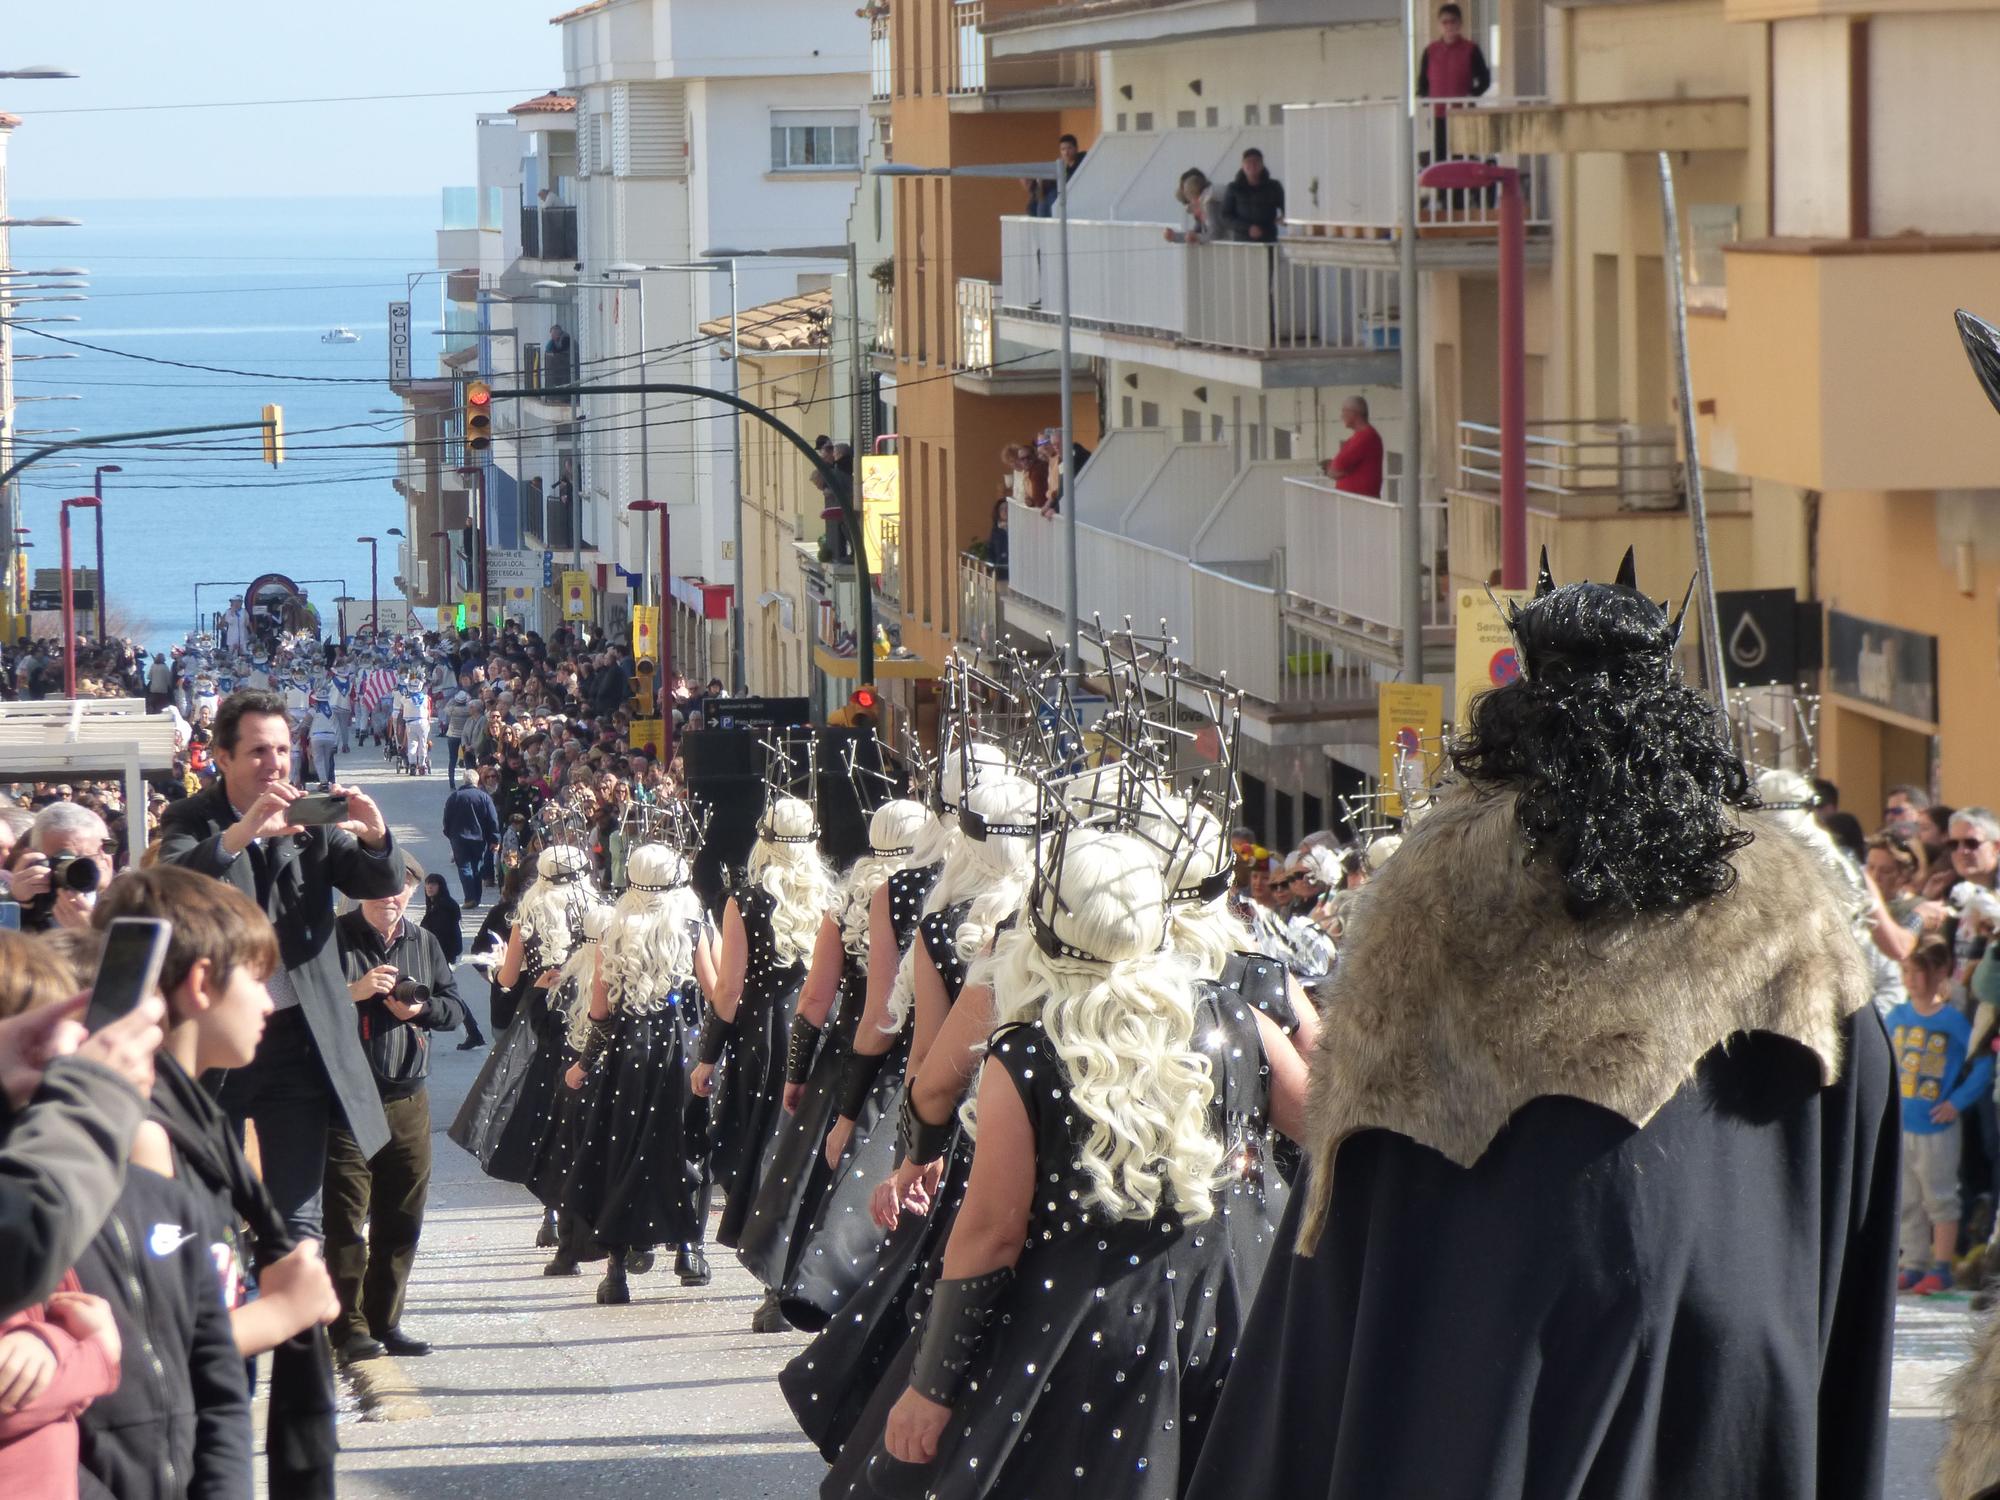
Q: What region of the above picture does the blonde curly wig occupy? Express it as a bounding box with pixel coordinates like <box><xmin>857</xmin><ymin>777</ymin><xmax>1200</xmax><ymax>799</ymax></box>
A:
<box><xmin>975</xmin><ymin>829</ymin><xmax>1220</xmax><ymax>1225</ymax></box>
<box><xmin>598</xmin><ymin>843</ymin><xmax>706</xmax><ymax>1015</ymax></box>
<box><xmin>840</xmin><ymin>799</ymin><xmax>928</xmax><ymax>957</ymax></box>
<box><xmin>1132</xmin><ymin>796</ymin><xmax>1248</xmax><ymax>981</ymax></box>
<box><xmin>747</xmin><ymin>795</ymin><xmax>837</xmax><ymax>966</ymax></box>
<box><xmin>517</xmin><ymin>844</ymin><xmax>597</xmax><ymax>970</ymax></box>
<box><xmin>885</xmin><ymin>772</ymin><xmax>1040</xmax><ymax>1032</ymax></box>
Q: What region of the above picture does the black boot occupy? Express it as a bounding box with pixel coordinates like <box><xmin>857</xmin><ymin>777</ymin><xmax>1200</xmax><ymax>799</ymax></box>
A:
<box><xmin>536</xmin><ymin>1207</ymin><xmax>558</xmax><ymax>1248</ymax></box>
<box><xmin>751</xmin><ymin>1288</ymin><xmax>787</xmax><ymax>1333</ymax></box>
<box><xmin>626</xmin><ymin>1248</ymin><xmax>655</xmax><ymax>1275</ymax></box>
<box><xmin>675</xmin><ymin>1243</ymin><xmax>711</xmax><ymax>1287</ymax></box>
<box><xmin>596</xmin><ymin>1253</ymin><xmax>632</xmax><ymax>1305</ymax></box>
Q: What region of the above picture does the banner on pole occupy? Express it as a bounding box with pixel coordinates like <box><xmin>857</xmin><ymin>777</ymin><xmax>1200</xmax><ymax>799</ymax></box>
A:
<box><xmin>388</xmin><ymin>301</ymin><xmax>411</xmax><ymax>386</ymax></box>
<box><xmin>631</xmin><ymin>604</ymin><xmax>660</xmax><ymax>663</ymax></box>
<box><xmin>1377</xmin><ymin>681</ymin><xmax>1444</xmax><ymax>817</ymax></box>
<box><xmin>561</xmin><ymin>570</ymin><xmax>592</xmax><ymax>620</ymax></box>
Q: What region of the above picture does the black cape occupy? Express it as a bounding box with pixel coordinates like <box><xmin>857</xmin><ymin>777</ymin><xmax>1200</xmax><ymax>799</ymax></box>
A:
<box><xmin>1184</xmin><ymin>788</ymin><xmax>1899</xmax><ymax>1500</ymax></box>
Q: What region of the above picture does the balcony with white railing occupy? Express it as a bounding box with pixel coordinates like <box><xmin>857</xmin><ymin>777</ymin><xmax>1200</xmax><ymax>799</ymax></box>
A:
<box><xmin>950</xmin><ymin>0</ymin><xmax>1093</xmax><ymax>110</ymax></box>
<box><xmin>870</xmin><ymin>12</ymin><xmax>891</xmax><ymax>108</ymax></box>
<box><xmin>1282</xmin><ymin>97</ymin><xmax>1554</xmax><ymax>263</ymax></box>
<box><xmin>1445</xmin><ymin>418</ymin><xmax>1754</xmax><ymax>594</ymax></box>
<box><xmin>878</xmin><ymin>515</ymin><xmax>902</xmax><ymax>614</ymax></box>
<box><xmin>872</xmin><ymin>280</ymin><xmax>895</xmax><ymax>365</ymax></box>
<box><xmin>1281</xmin><ymin>475</ymin><xmax>1451</xmax><ymax>644</ymax></box>
<box><xmin>998</xmin><ymin>218</ymin><xmax>1399</xmax><ymax>385</ymax></box>
<box><xmin>956</xmin><ymin>276</ymin><xmax>1091</xmax><ymax>393</ymax></box>
<box><xmin>958</xmin><ymin>551</ymin><xmax>1002</xmax><ymax>657</ymax></box>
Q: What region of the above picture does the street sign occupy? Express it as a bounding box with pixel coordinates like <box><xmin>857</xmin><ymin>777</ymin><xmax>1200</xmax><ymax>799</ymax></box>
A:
<box><xmin>1715</xmin><ymin>588</ymin><xmax>1800</xmax><ymax>688</ymax></box>
<box><xmin>28</xmin><ymin>589</ymin><xmax>93</xmax><ymax>613</ymax></box>
<box><xmin>388</xmin><ymin>301</ymin><xmax>412</xmax><ymax>386</ymax></box>
<box><xmin>486</xmin><ymin>548</ymin><xmax>543</xmax><ymax>589</ymax></box>
<box><xmin>1453</xmin><ymin>588</ymin><xmax>1529</xmax><ymax>728</ymax></box>
<box><xmin>1377</xmin><ymin>681</ymin><xmax>1443</xmax><ymax>816</ymax></box>
<box><xmin>542</xmin><ymin>550</ymin><xmax>556</xmax><ymax>588</ymax></box>
<box><xmin>561</xmin><ymin>570</ymin><xmax>592</xmax><ymax>620</ymax></box>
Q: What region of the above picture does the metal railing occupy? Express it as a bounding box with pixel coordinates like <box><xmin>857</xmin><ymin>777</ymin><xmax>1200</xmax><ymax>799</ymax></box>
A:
<box><xmin>879</xmin><ymin>515</ymin><xmax>902</xmax><ymax>608</ymax></box>
<box><xmin>1282</xmin><ymin>475</ymin><xmax>1450</xmax><ymax>633</ymax></box>
<box><xmin>949</xmin><ymin>0</ymin><xmax>1091</xmax><ymax>96</ymax></box>
<box><xmin>1454</xmin><ymin>418</ymin><xmax>1685</xmax><ymax>511</ymax></box>
<box><xmin>442</xmin><ymin>304</ymin><xmax>481</xmax><ymax>359</ymax></box>
<box><xmin>1000</xmin><ymin>216</ymin><xmax>1399</xmax><ymax>357</ymax></box>
<box><xmin>521</xmin><ymin>203</ymin><xmax>579</xmax><ymax>261</ymax></box>
<box><xmin>871</xmin><ymin>12</ymin><xmax>892</xmax><ymax>101</ymax></box>
<box><xmin>441</xmin><ymin>184</ymin><xmax>503</xmax><ymax>232</ymax></box>
<box><xmin>1280</xmin><ymin>611</ymin><xmax>1399</xmax><ymax>703</ymax></box>
<box><xmin>958</xmin><ymin>551</ymin><xmax>1000</xmax><ymax>655</ymax></box>
<box><xmin>957</xmin><ymin>277</ymin><xmax>995</xmax><ymax>370</ymax></box>
<box><xmin>1282</xmin><ymin>97</ymin><xmax>1553</xmax><ymax>235</ymax></box>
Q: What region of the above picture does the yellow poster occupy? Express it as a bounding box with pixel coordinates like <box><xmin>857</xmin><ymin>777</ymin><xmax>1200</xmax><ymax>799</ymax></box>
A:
<box><xmin>629</xmin><ymin>718</ymin><xmax>666</xmax><ymax>758</ymax></box>
<box><xmin>859</xmin><ymin>453</ymin><xmax>901</xmax><ymax>574</ymax></box>
<box><xmin>631</xmin><ymin>604</ymin><xmax>660</xmax><ymax>664</ymax></box>
<box><xmin>458</xmin><ymin>593</ymin><xmax>483</xmax><ymax>628</ymax></box>
<box><xmin>1377</xmin><ymin>682</ymin><xmax>1445</xmax><ymax>817</ymax></box>
<box><xmin>561</xmin><ymin>570</ymin><xmax>593</xmax><ymax>621</ymax></box>
<box><xmin>1454</xmin><ymin>588</ymin><xmax>1530</xmax><ymax>729</ymax></box>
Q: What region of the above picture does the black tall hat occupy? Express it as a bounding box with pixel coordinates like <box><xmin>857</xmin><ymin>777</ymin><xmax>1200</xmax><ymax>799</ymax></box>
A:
<box><xmin>1957</xmin><ymin>309</ymin><xmax>2000</xmax><ymax>417</ymax></box>
<box><xmin>1501</xmin><ymin>546</ymin><xmax>1696</xmax><ymax>682</ymax></box>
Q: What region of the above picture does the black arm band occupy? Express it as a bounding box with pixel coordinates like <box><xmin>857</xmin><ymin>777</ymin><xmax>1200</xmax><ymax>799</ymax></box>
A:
<box><xmin>582</xmin><ymin>1015</ymin><xmax>616</xmax><ymax>1071</ymax></box>
<box><xmin>784</xmin><ymin>1019</ymin><xmax>824</xmax><ymax>1086</ymax></box>
<box><xmin>833</xmin><ymin>1044</ymin><xmax>886</xmax><ymax>1119</ymax></box>
<box><xmin>697</xmin><ymin>1010</ymin><xmax>734</xmax><ymax>1066</ymax></box>
<box><xmin>896</xmin><ymin>1084</ymin><xmax>955</xmax><ymax>1167</ymax></box>
<box><xmin>908</xmin><ymin>1267</ymin><xmax>1014</xmax><ymax>1406</ymax></box>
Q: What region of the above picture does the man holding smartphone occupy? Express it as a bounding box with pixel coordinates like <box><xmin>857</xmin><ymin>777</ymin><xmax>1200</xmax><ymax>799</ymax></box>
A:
<box><xmin>157</xmin><ymin>689</ymin><xmax>403</xmax><ymax>1239</ymax></box>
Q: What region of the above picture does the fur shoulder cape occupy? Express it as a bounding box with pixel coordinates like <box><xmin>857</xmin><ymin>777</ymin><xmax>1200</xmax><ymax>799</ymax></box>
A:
<box><xmin>1298</xmin><ymin>783</ymin><xmax>1871</xmax><ymax>1251</ymax></box>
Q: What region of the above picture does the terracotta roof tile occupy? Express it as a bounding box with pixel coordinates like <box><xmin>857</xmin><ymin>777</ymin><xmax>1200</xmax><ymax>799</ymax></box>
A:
<box><xmin>508</xmin><ymin>91</ymin><xmax>577</xmax><ymax>115</ymax></box>
<box><xmin>699</xmin><ymin>288</ymin><xmax>833</xmax><ymax>352</ymax></box>
<box><xmin>548</xmin><ymin>0</ymin><xmax>608</xmax><ymax>23</ymax></box>
<box><xmin>0</xmin><ymin>113</ymin><xmax>21</xmax><ymax>129</ymax></box>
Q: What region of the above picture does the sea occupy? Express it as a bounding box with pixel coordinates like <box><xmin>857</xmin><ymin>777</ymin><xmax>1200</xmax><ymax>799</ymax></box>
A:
<box><xmin>10</xmin><ymin>195</ymin><xmax>436</xmax><ymax>653</ymax></box>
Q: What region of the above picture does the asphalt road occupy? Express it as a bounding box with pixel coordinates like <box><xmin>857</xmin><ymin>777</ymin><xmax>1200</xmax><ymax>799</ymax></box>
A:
<box><xmin>291</xmin><ymin>751</ymin><xmax>1965</xmax><ymax>1498</ymax></box>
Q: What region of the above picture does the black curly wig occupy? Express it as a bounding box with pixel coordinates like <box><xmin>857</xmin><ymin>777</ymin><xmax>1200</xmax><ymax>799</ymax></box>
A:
<box><xmin>1450</xmin><ymin>568</ymin><xmax>1757</xmax><ymax>920</ymax></box>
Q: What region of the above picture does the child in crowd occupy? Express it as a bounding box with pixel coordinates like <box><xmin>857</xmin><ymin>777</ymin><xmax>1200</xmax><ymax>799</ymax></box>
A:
<box><xmin>1889</xmin><ymin>935</ymin><xmax>1994</xmax><ymax>1294</ymax></box>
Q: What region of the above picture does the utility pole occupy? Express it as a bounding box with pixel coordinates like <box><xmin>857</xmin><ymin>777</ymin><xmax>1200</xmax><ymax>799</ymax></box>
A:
<box><xmin>1397</xmin><ymin>0</ymin><xmax>1426</xmax><ymax>683</ymax></box>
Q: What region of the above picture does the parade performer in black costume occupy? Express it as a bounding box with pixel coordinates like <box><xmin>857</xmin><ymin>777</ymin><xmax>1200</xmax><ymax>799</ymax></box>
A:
<box><xmin>797</xmin><ymin>770</ymin><xmax>1041</xmax><ymax>1477</ymax></box>
<box><xmin>559</xmin><ymin>842</ymin><xmax>718</xmax><ymax>1305</ymax></box>
<box><xmin>848</xmin><ymin>807</ymin><xmax>1303</xmax><ymax>1497</ymax></box>
<box><xmin>1183</xmin><ymin>552</ymin><xmax>1897</xmax><ymax>1500</ymax></box>
<box><xmin>448</xmin><ymin>844</ymin><xmax>600</xmax><ymax>1248</ymax></box>
<box><xmin>777</xmin><ymin>800</ymin><xmax>950</xmax><ymax>1342</ymax></box>
<box><xmin>695</xmin><ymin>791</ymin><xmax>836</xmax><ymax>1329</ymax></box>
<box><xmin>738</xmin><ymin>797</ymin><xmax>929</xmax><ymax>1297</ymax></box>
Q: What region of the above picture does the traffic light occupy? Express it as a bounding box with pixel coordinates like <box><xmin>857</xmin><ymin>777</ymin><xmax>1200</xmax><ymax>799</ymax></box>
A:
<box><xmin>261</xmin><ymin>403</ymin><xmax>284</xmax><ymax>466</ymax></box>
<box><xmin>830</xmin><ymin>685</ymin><xmax>881</xmax><ymax>731</ymax></box>
<box><xmin>464</xmin><ymin>381</ymin><xmax>492</xmax><ymax>455</ymax></box>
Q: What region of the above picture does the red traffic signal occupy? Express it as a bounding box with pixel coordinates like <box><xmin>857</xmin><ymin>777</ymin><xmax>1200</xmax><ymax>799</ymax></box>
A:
<box><xmin>465</xmin><ymin>380</ymin><xmax>493</xmax><ymax>454</ymax></box>
<box><xmin>850</xmin><ymin>687</ymin><xmax>880</xmax><ymax>713</ymax></box>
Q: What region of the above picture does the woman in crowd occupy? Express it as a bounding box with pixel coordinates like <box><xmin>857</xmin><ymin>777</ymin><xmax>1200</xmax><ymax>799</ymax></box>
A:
<box><xmin>559</xmin><ymin>843</ymin><xmax>717</xmax><ymax>1306</ymax></box>
<box><xmin>695</xmin><ymin>793</ymin><xmax>835</xmax><ymax>1330</ymax></box>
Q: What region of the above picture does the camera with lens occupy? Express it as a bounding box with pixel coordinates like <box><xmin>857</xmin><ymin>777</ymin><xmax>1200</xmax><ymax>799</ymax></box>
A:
<box><xmin>391</xmin><ymin>977</ymin><xmax>432</xmax><ymax>1006</ymax></box>
<box><xmin>23</xmin><ymin>851</ymin><xmax>103</xmax><ymax>923</ymax></box>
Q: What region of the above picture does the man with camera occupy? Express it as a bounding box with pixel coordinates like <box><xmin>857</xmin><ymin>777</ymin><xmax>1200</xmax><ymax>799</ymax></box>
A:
<box><xmin>8</xmin><ymin>802</ymin><xmax>112</xmax><ymax>932</ymax></box>
<box><xmin>324</xmin><ymin>856</ymin><xmax>464</xmax><ymax>1363</ymax></box>
<box><xmin>157</xmin><ymin>688</ymin><xmax>403</xmax><ymax>1241</ymax></box>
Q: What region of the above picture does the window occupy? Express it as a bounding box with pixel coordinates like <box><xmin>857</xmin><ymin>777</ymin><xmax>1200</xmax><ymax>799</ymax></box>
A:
<box><xmin>1177</xmin><ymin>110</ymin><xmax>1197</xmax><ymax>128</ymax></box>
<box><xmin>1140</xmin><ymin>400</ymin><xmax>1160</xmax><ymax>428</ymax></box>
<box><xmin>1182</xmin><ymin>409</ymin><xmax>1203</xmax><ymax>443</ymax></box>
<box><xmin>1244</xmin><ymin>104</ymin><xmax>1260</xmax><ymax>126</ymax></box>
<box><xmin>1121</xmin><ymin>395</ymin><xmax>1134</xmax><ymax>427</ymax></box>
<box><xmin>770</xmin><ymin>109</ymin><xmax>861</xmax><ymax>172</ymax></box>
<box><xmin>1206</xmin><ymin>107</ymin><xmax>1220</xmax><ymax>127</ymax></box>
<box><xmin>591</xmin><ymin>112</ymin><xmax>611</xmax><ymax>172</ymax></box>
<box><xmin>1115</xmin><ymin>112</ymin><xmax>1128</xmax><ymax>132</ymax></box>
<box><xmin>1134</xmin><ymin>111</ymin><xmax>1154</xmax><ymax>131</ymax></box>
<box><xmin>1274</xmin><ymin>427</ymin><xmax>1295</xmax><ymax>461</ymax></box>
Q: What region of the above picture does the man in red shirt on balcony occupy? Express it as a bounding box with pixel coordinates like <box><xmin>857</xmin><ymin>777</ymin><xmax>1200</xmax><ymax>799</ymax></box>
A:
<box><xmin>1323</xmin><ymin>397</ymin><xmax>1384</xmax><ymax>498</ymax></box>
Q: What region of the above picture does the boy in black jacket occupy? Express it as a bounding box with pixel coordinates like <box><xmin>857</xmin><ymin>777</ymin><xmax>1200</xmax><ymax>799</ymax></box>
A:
<box><xmin>325</xmin><ymin>857</ymin><xmax>464</xmax><ymax>1363</ymax></box>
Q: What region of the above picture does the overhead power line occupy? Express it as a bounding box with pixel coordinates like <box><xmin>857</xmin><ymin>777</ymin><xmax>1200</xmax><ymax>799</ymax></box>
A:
<box><xmin>27</xmin><ymin>87</ymin><xmax>555</xmax><ymax>116</ymax></box>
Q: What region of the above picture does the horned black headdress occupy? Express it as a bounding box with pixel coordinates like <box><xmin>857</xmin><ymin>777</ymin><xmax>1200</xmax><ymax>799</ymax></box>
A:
<box><xmin>1498</xmin><ymin>545</ymin><xmax>1697</xmax><ymax>682</ymax></box>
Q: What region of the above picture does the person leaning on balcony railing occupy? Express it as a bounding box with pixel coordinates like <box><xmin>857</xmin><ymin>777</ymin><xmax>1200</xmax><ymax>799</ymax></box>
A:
<box><xmin>1024</xmin><ymin>133</ymin><xmax>1086</xmax><ymax>218</ymax></box>
<box><xmin>1163</xmin><ymin>169</ymin><xmax>1234</xmax><ymax>245</ymax></box>
<box><xmin>1321</xmin><ymin>396</ymin><xmax>1384</xmax><ymax>499</ymax></box>
<box><xmin>543</xmin><ymin>323</ymin><xmax>573</xmax><ymax>391</ymax></box>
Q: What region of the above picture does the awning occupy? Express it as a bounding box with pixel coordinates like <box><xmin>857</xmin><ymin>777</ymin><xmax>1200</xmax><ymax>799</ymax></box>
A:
<box><xmin>1448</xmin><ymin>96</ymin><xmax>1750</xmax><ymax>156</ymax></box>
<box><xmin>812</xmin><ymin>644</ymin><xmax>940</xmax><ymax>681</ymax></box>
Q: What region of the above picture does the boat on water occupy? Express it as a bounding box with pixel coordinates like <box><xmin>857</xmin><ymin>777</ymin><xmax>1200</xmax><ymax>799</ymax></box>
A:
<box><xmin>321</xmin><ymin>326</ymin><xmax>361</xmax><ymax>344</ymax></box>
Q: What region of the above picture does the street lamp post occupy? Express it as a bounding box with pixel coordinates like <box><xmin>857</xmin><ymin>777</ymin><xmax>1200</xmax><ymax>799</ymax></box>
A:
<box><xmin>431</xmin><ymin>529</ymin><xmax>454</xmax><ymax>609</ymax></box>
<box><xmin>59</xmin><ymin>496</ymin><xmax>99</xmax><ymax>697</ymax></box>
<box><xmin>1420</xmin><ymin>159</ymin><xmax>1525</xmax><ymax>592</ymax></box>
<box><xmin>91</xmin><ymin>464</ymin><xmax>120</xmax><ymax>641</ymax></box>
<box><xmin>356</xmin><ymin>536</ymin><xmax>379</xmax><ymax>642</ymax></box>
<box><xmin>386</xmin><ymin>526</ymin><xmax>406</xmax><ymax>634</ymax></box>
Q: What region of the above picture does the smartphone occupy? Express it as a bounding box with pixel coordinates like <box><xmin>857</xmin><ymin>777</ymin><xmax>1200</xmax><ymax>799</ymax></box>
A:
<box><xmin>87</xmin><ymin>917</ymin><xmax>172</xmax><ymax>1031</ymax></box>
<box><xmin>288</xmin><ymin>793</ymin><xmax>350</xmax><ymax>827</ymax></box>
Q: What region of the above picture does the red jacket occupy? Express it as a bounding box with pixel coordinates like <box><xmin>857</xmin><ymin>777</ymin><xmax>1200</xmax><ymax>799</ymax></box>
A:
<box><xmin>0</xmin><ymin>1274</ymin><xmax>121</xmax><ymax>1500</ymax></box>
<box><xmin>1325</xmin><ymin>425</ymin><xmax>1385</xmax><ymax>499</ymax></box>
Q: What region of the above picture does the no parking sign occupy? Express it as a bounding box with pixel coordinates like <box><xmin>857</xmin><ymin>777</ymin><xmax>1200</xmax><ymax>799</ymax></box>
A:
<box><xmin>1454</xmin><ymin>588</ymin><xmax>1530</xmax><ymax>728</ymax></box>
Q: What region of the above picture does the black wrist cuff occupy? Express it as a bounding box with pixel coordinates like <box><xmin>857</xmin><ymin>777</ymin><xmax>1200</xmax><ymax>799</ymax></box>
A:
<box><xmin>908</xmin><ymin>1267</ymin><xmax>1014</xmax><ymax>1406</ymax></box>
<box><xmin>583</xmin><ymin>1015</ymin><xmax>616</xmax><ymax>1070</ymax></box>
<box><xmin>784</xmin><ymin>1020</ymin><xmax>824</xmax><ymax>1086</ymax></box>
<box><xmin>697</xmin><ymin>1011</ymin><xmax>734</xmax><ymax>1065</ymax></box>
<box><xmin>833</xmin><ymin>1044</ymin><xmax>885</xmax><ymax>1119</ymax></box>
<box><xmin>896</xmin><ymin>1083</ymin><xmax>954</xmax><ymax>1167</ymax></box>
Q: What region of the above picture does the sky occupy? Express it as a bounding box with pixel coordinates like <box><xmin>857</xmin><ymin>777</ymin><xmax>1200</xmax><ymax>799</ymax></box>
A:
<box><xmin>2</xmin><ymin>0</ymin><xmax>568</xmax><ymax>200</ymax></box>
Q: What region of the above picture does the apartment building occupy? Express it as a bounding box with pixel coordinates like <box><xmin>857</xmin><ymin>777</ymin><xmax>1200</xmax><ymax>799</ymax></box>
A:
<box><xmin>1473</xmin><ymin>0</ymin><xmax>2000</xmax><ymax>810</ymax></box>
<box><xmin>977</xmin><ymin>0</ymin><xmax>1551</xmax><ymax>844</ymax></box>
<box><xmin>549</xmin><ymin>0</ymin><xmax>867</xmax><ymax>683</ymax></box>
<box><xmin>868</xmin><ymin>0</ymin><xmax>1099</xmax><ymax>740</ymax></box>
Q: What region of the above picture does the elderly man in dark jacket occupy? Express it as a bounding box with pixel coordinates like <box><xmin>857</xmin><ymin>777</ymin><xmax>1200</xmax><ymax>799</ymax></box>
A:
<box><xmin>324</xmin><ymin>859</ymin><xmax>464</xmax><ymax>1363</ymax></box>
<box><xmin>157</xmin><ymin>688</ymin><xmax>403</xmax><ymax>1241</ymax></box>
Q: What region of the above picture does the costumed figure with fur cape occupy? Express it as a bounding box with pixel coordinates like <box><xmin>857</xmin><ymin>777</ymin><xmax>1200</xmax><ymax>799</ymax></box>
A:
<box><xmin>1184</xmin><ymin>552</ymin><xmax>1899</xmax><ymax>1500</ymax></box>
